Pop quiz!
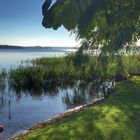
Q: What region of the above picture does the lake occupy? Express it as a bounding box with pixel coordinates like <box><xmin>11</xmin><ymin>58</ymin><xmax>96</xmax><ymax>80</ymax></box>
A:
<box><xmin>0</xmin><ymin>48</ymin><xmax>101</xmax><ymax>140</ymax></box>
<box><xmin>0</xmin><ymin>48</ymin><xmax>75</xmax><ymax>69</ymax></box>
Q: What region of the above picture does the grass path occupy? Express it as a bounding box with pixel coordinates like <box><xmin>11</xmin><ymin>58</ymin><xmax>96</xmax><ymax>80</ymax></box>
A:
<box><xmin>21</xmin><ymin>77</ymin><xmax>140</xmax><ymax>140</ymax></box>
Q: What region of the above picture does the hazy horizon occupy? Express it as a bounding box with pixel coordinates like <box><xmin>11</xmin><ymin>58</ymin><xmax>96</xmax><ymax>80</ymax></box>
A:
<box><xmin>0</xmin><ymin>44</ymin><xmax>77</xmax><ymax>48</ymax></box>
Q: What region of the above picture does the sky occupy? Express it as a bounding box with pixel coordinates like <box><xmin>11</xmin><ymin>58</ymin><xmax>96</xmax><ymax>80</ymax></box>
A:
<box><xmin>0</xmin><ymin>0</ymin><xmax>79</xmax><ymax>47</ymax></box>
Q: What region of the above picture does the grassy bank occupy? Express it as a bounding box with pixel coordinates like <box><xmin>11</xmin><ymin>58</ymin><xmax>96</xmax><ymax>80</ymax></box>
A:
<box><xmin>9</xmin><ymin>54</ymin><xmax>140</xmax><ymax>91</ymax></box>
<box><xmin>16</xmin><ymin>76</ymin><xmax>140</xmax><ymax>140</ymax></box>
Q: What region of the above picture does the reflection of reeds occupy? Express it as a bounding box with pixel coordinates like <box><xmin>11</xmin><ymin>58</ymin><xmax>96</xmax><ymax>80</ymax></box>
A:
<box><xmin>0</xmin><ymin>69</ymin><xmax>6</xmax><ymax>91</ymax></box>
<box><xmin>0</xmin><ymin>69</ymin><xmax>6</xmax><ymax>111</ymax></box>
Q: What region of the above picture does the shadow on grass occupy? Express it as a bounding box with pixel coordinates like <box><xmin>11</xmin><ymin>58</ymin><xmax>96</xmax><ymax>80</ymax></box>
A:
<box><xmin>22</xmin><ymin>77</ymin><xmax>140</xmax><ymax>140</ymax></box>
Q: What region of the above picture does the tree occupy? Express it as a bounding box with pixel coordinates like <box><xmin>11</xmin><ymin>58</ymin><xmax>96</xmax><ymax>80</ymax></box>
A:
<box><xmin>42</xmin><ymin>0</ymin><xmax>140</xmax><ymax>51</ymax></box>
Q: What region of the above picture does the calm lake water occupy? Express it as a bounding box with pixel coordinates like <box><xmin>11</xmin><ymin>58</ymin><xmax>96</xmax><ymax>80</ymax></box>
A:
<box><xmin>0</xmin><ymin>48</ymin><xmax>74</xmax><ymax>69</ymax></box>
<box><xmin>0</xmin><ymin>48</ymin><xmax>101</xmax><ymax>140</ymax></box>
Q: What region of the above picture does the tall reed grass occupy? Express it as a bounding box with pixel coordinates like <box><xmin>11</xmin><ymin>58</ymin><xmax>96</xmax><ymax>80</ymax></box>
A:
<box><xmin>9</xmin><ymin>54</ymin><xmax>140</xmax><ymax>91</ymax></box>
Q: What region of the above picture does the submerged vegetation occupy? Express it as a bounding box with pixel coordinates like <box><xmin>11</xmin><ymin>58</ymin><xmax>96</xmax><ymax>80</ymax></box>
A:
<box><xmin>0</xmin><ymin>70</ymin><xmax>6</xmax><ymax>91</ymax></box>
<box><xmin>15</xmin><ymin>76</ymin><xmax>140</xmax><ymax>140</ymax></box>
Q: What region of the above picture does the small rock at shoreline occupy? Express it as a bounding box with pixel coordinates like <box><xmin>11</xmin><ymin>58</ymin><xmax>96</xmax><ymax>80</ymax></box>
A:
<box><xmin>0</xmin><ymin>125</ymin><xmax>4</xmax><ymax>132</ymax></box>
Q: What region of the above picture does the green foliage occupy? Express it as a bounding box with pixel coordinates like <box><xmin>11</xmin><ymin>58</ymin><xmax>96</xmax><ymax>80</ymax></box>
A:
<box><xmin>0</xmin><ymin>70</ymin><xmax>6</xmax><ymax>91</ymax></box>
<box><xmin>9</xmin><ymin>54</ymin><xmax>140</xmax><ymax>90</ymax></box>
<box><xmin>42</xmin><ymin>0</ymin><xmax>140</xmax><ymax>51</ymax></box>
<box><xmin>19</xmin><ymin>77</ymin><xmax>140</xmax><ymax>140</ymax></box>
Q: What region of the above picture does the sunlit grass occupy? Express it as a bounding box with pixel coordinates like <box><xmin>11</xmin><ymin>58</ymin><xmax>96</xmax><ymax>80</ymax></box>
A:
<box><xmin>21</xmin><ymin>76</ymin><xmax>140</xmax><ymax>140</ymax></box>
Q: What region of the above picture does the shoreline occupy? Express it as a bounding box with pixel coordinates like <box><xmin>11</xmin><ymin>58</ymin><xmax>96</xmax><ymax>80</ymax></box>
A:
<box><xmin>10</xmin><ymin>97</ymin><xmax>105</xmax><ymax>140</ymax></box>
<box><xmin>9</xmin><ymin>78</ymin><xmax>133</xmax><ymax>140</ymax></box>
<box><xmin>9</xmin><ymin>80</ymin><xmax>117</xmax><ymax>140</ymax></box>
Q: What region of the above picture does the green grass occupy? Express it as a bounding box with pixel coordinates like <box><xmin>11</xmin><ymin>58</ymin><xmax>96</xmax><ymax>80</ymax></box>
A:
<box><xmin>21</xmin><ymin>76</ymin><xmax>140</xmax><ymax>140</ymax></box>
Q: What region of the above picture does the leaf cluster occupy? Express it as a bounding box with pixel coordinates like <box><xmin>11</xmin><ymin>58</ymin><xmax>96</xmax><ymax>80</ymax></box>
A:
<box><xmin>42</xmin><ymin>0</ymin><xmax>140</xmax><ymax>51</ymax></box>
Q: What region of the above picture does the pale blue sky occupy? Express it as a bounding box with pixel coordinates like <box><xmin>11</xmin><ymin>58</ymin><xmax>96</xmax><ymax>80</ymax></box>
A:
<box><xmin>0</xmin><ymin>0</ymin><xmax>78</xmax><ymax>47</ymax></box>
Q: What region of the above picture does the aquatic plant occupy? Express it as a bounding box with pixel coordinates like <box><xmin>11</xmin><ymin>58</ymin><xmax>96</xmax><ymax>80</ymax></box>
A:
<box><xmin>9</xmin><ymin>54</ymin><xmax>140</xmax><ymax>93</ymax></box>
<box><xmin>0</xmin><ymin>69</ymin><xmax>6</xmax><ymax>91</ymax></box>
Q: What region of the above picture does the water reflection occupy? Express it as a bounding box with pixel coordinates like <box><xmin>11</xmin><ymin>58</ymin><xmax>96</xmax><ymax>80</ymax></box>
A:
<box><xmin>0</xmin><ymin>75</ymin><xmax>112</xmax><ymax>140</ymax></box>
<box><xmin>8</xmin><ymin>78</ymin><xmax>109</xmax><ymax>109</ymax></box>
<box><xmin>9</xmin><ymin>76</ymin><xmax>104</xmax><ymax>109</ymax></box>
<box><xmin>62</xmin><ymin>81</ymin><xmax>105</xmax><ymax>108</ymax></box>
<box><xmin>1</xmin><ymin>77</ymin><xmax>113</xmax><ymax>118</ymax></box>
<box><xmin>9</xmin><ymin>79</ymin><xmax>105</xmax><ymax>106</ymax></box>
<box><xmin>0</xmin><ymin>90</ymin><xmax>12</xmax><ymax>121</ymax></box>
<box><xmin>0</xmin><ymin>71</ymin><xmax>6</xmax><ymax>112</ymax></box>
